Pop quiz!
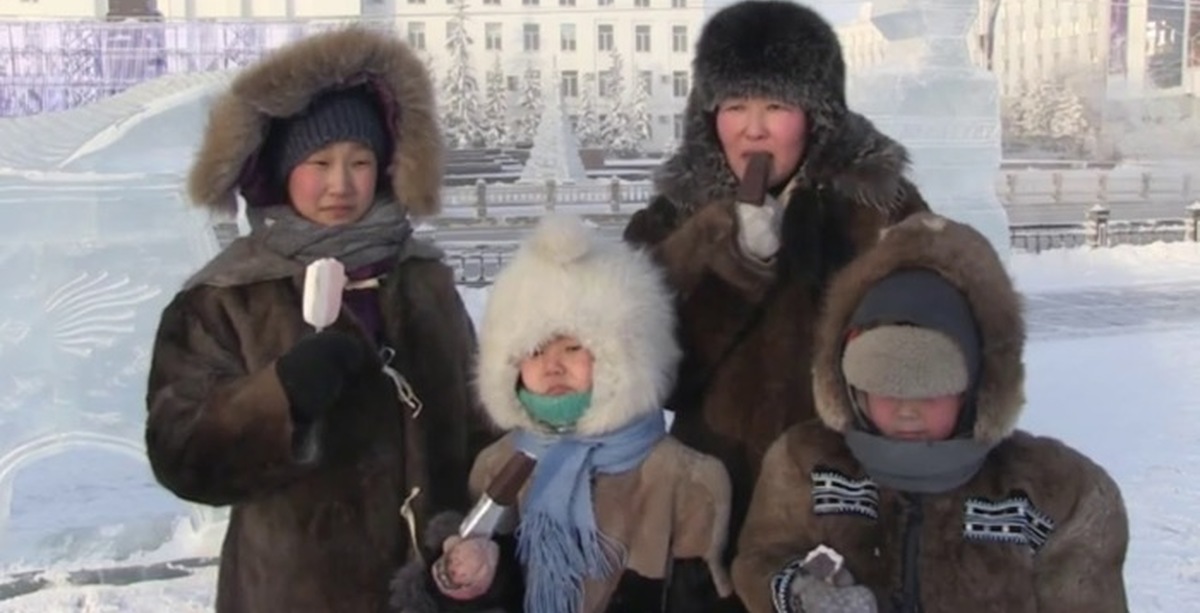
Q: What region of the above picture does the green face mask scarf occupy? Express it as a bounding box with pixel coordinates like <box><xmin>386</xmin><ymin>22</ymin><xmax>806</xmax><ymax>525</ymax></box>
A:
<box><xmin>517</xmin><ymin>389</ymin><xmax>593</xmax><ymax>431</ymax></box>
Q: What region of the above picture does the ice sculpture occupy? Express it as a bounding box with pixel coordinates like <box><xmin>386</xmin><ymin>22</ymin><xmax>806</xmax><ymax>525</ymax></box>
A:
<box><xmin>849</xmin><ymin>0</ymin><xmax>1011</xmax><ymax>258</ymax></box>
<box><xmin>0</xmin><ymin>76</ymin><xmax>225</xmax><ymax>569</ymax></box>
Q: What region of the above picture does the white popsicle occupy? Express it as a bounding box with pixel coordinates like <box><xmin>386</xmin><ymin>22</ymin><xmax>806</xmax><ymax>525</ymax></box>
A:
<box><xmin>302</xmin><ymin>258</ymin><xmax>346</xmax><ymax>331</ymax></box>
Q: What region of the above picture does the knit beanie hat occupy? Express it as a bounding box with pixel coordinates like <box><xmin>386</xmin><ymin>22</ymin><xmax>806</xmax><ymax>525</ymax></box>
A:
<box><xmin>269</xmin><ymin>86</ymin><xmax>390</xmax><ymax>185</ymax></box>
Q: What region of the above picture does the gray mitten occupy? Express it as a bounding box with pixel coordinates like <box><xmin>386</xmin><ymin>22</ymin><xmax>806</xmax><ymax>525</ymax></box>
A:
<box><xmin>770</xmin><ymin>547</ymin><xmax>877</xmax><ymax>613</ymax></box>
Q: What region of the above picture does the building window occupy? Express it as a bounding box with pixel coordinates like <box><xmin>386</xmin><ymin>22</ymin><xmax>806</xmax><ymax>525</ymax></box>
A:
<box><xmin>671</xmin><ymin>0</ymin><xmax>685</xmax><ymax>6</ymax></box>
<box><xmin>485</xmin><ymin>23</ymin><xmax>502</xmax><ymax>51</ymax></box>
<box><xmin>560</xmin><ymin>0</ymin><xmax>575</xmax><ymax>5</ymax></box>
<box><xmin>561</xmin><ymin>24</ymin><xmax>576</xmax><ymax>52</ymax></box>
<box><xmin>672</xmin><ymin>25</ymin><xmax>688</xmax><ymax>53</ymax></box>
<box><xmin>598</xmin><ymin>0</ymin><xmax>613</xmax><ymax>6</ymax></box>
<box><xmin>634</xmin><ymin>0</ymin><xmax>649</xmax><ymax>6</ymax></box>
<box><xmin>673</xmin><ymin>114</ymin><xmax>685</xmax><ymax>139</ymax></box>
<box><xmin>635</xmin><ymin>25</ymin><xmax>651</xmax><ymax>53</ymax></box>
<box><xmin>597</xmin><ymin>24</ymin><xmax>613</xmax><ymax>52</ymax></box>
<box><xmin>483</xmin><ymin>0</ymin><xmax>500</xmax><ymax>4</ymax></box>
<box><xmin>407</xmin><ymin>22</ymin><xmax>426</xmax><ymax>51</ymax></box>
<box><xmin>407</xmin><ymin>0</ymin><xmax>425</xmax><ymax>4</ymax></box>
<box><xmin>523</xmin><ymin>24</ymin><xmax>540</xmax><ymax>52</ymax></box>
<box><xmin>598</xmin><ymin>74</ymin><xmax>612</xmax><ymax>98</ymax></box>
<box><xmin>672</xmin><ymin>71</ymin><xmax>688</xmax><ymax>97</ymax></box>
<box><xmin>639</xmin><ymin>70</ymin><xmax>652</xmax><ymax>96</ymax></box>
<box><xmin>523</xmin><ymin>0</ymin><xmax>538</xmax><ymax>5</ymax></box>
<box><xmin>507</xmin><ymin>76</ymin><xmax>519</xmax><ymax>91</ymax></box>
<box><xmin>562</xmin><ymin>70</ymin><xmax>579</xmax><ymax>98</ymax></box>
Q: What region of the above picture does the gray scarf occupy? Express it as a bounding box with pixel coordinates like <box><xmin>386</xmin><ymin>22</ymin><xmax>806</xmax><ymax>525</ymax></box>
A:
<box><xmin>184</xmin><ymin>201</ymin><xmax>433</xmax><ymax>290</ymax></box>
<box><xmin>843</xmin><ymin>429</ymin><xmax>993</xmax><ymax>494</ymax></box>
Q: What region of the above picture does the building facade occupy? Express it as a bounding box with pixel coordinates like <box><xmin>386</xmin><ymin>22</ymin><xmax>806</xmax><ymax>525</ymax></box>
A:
<box><xmin>392</xmin><ymin>0</ymin><xmax>706</xmax><ymax>152</ymax></box>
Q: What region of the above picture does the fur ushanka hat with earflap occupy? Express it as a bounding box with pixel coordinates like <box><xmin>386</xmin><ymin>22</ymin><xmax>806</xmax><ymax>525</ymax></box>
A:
<box><xmin>657</xmin><ymin>0</ymin><xmax>910</xmax><ymax>213</ymax></box>
<box><xmin>476</xmin><ymin>215</ymin><xmax>681</xmax><ymax>437</ymax></box>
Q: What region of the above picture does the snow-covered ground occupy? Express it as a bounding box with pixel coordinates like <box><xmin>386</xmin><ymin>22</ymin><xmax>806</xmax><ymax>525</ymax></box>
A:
<box><xmin>2</xmin><ymin>242</ymin><xmax>1200</xmax><ymax>611</ymax></box>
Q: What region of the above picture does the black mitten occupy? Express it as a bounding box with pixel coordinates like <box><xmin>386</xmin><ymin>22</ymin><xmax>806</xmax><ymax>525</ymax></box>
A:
<box><xmin>275</xmin><ymin>330</ymin><xmax>371</xmax><ymax>424</ymax></box>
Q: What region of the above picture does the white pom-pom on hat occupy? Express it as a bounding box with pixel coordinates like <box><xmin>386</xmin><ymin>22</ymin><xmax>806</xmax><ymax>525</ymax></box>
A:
<box><xmin>528</xmin><ymin>213</ymin><xmax>595</xmax><ymax>264</ymax></box>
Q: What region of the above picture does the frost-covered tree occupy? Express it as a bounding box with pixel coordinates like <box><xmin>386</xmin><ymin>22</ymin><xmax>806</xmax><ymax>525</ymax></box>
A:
<box><xmin>1048</xmin><ymin>87</ymin><xmax>1088</xmax><ymax>141</ymax></box>
<box><xmin>599</xmin><ymin>51</ymin><xmax>632</xmax><ymax>152</ymax></box>
<box><xmin>416</xmin><ymin>49</ymin><xmax>438</xmax><ymax>92</ymax></box>
<box><xmin>575</xmin><ymin>73</ymin><xmax>603</xmax><ymax>147</ymax></box>
<box><xmin>519</xmin><ymin>78</ymin><xmax>588</xmax><ymax>183</ymax></box>
<box><xmin>1006</xmin><ymin>82</ymin><xmax>1054</xmax><ymax>137</ymax></box>
<box><xmin>481</xmin><ymin>54</ymin><xmax>510</xmax><ymax>148</ymax></box>
<box><xmin>513</xmin><ymin>64</ymin><xmax>543</xmax><ymax>145</ymax></box>
<box><xmin>1003</xmin><ymin>79</ymin><xmax>1091</xmax><ymax>155</ymax></box>
<box><xmin>441</xmin><ymin>1</ymin><xmax>483</xmax><ymax>148</ymax></box>
<box><xmin>626</xmin><ymin>69</ymin><xmax>652</xmax><ymax>155</ymax></box>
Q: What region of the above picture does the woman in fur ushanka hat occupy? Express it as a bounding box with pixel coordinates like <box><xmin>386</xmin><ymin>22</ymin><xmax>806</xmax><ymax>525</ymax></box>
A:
<box><xmin>622</xmin><ymin>0</ymin><xmax>932</xmax><ymax>561</ymax></box>
<box><xmin>144</xmin><ymin>27</ymin><xmax>495</xmax><ymax>612</ymax></box>
<box><xmin>400</xmin><ymin>215</ymin><xmax>734</xmax><ymax>613</ymax></box>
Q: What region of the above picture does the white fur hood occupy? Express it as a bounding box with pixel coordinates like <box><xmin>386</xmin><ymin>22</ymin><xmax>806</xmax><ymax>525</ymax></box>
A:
<box><xmin>476</xmin><ymin>215</ymin><xmax>680</xmax><ymax>436</ymax></box>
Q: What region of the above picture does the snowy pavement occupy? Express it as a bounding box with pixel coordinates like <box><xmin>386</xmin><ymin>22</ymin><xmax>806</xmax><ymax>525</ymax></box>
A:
<box><xmin>1026</xmin><ymin>282</ymin><xmax>1200</xmax><ymax>340</ymax></box>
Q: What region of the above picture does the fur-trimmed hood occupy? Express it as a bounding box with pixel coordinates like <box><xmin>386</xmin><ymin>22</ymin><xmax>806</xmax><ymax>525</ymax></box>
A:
<box><xmin>812</xmin><ymin>213</ymin><xmax>1026</xmax><ymax>443</ymax></box>
<box><xmin>187</xmin><ymin>26</ymin><xmax>443</xmax><ymax>216</ymax></box>
<box><xmin>476</xmin><ymin>215</ymin><xmax>681</xmax><ymax>437</ymax></box>
<box><xmin>656</xmin><ymin>0</ymin><xmax>910</xmax><ymax>215</ymax></box>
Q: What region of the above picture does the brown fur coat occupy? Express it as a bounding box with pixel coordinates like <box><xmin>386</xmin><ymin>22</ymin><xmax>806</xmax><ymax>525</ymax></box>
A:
<box><xmin>732</xmin><ymin>214</ymin><xmax>1129</xmax><ymax>612</ymax></box>
<box><xmin>146</xmin><ymin>27</ymin><xmax>493</xmax><ymax>613</ymax></box>
<box><xmin>623</xmin><ymin>112</ymin><xmax>929</xmax><ymax>551</ymax></box>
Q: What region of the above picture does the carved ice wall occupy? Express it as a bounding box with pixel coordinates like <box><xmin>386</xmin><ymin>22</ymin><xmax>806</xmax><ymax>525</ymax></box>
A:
<box><xmin>0</xmin><ymin>74</ymin><xmax>228</xmax><ymax>567</ymax></box>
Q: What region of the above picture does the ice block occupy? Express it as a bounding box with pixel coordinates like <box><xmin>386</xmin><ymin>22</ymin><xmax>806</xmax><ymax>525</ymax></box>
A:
<box><xmin>302</xmin><ymin>258</ymin><xmax>346</xmax><ymax>331</ymax></box>
<box><xmin>458</xmin><ymin>451</ymin><xmax>536</xmax><ymax>539</ymax></box>
<box><xmin>735</xmin><ymin>152</ymin><xmax>773</xmax><ymax>207</ymax></box>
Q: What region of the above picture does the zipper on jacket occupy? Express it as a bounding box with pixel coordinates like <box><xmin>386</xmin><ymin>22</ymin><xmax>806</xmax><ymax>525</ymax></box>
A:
<box><xmin>892</xmin><ymin>493</ymin><xmax>924</xmax><ymax>613</ymax></box>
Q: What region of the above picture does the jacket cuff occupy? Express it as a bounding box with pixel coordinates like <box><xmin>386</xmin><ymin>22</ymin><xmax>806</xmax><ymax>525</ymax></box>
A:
<box><xmin>770</xmin><ymin>557</ymin><xmax>808</xmax><ymax>613</ymax></box>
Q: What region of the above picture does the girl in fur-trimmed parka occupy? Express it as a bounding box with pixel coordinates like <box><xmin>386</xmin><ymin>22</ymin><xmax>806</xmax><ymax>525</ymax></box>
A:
<box><xmin>144</xmin><ymin>27</ymin><xmax>494</xmax><ymax>612</ymax></box>
<box><xmin>731</xmin><ymin>213</ymin><xmax>1129</xmax><ymax>613</ymax></box>
<box><xmin>394</xmin><ymin>215</ymin><xmax>733</xmax><ymax>613</ymax></box>
<box><xmin>622</xmin><ymin>0</ymin><xmax>930</xmax><ymax>556</ymax></box>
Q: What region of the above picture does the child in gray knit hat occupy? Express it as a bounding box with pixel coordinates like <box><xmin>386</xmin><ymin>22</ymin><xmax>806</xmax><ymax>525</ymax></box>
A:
<box><xmin>145</xmin><ymin>27</ymin><xmax>495</xmax><ymax>612</ymax></box>
<box><xmin>731</xmin><ymin>213</ymin><xmax>1128</xmax><ymax>613</ymax></box>
<box><xmin>263</xmin><ymin>85</ymin><xmax>392</xmax><ymax>226</ymax></box>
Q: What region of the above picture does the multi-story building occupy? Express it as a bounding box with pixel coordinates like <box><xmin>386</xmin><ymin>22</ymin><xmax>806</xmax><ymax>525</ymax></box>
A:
<box><xmin>986</xmin><ymin>0</ymin><xmax>1109</xmax><ymax>97</ymax></box>
<box><xmin>392</xmin><ymin>0</ymin><xmax>706</xmax><ymax>152</ymax></box>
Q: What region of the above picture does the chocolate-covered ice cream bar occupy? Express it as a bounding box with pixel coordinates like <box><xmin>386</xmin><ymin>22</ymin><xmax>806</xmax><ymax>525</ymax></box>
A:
<box><xmin>735</xmin><ymin>152</ymin><xmax>774</xmax><ymax>207</ymax></box>
<box><xmin>458</xmin><ymin>451</ymin><xmax>536</xmax><ymax>538</ymax></box>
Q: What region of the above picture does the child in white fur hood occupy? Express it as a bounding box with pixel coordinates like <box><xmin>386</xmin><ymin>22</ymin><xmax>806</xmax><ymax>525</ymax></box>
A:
<box><xmin>393</xmin><ymin>214</ymin><xmax>733</xmax><ymax>613</ymax></box>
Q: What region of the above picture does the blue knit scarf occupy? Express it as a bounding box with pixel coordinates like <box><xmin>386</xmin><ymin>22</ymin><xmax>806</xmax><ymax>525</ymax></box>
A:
<box><xmin>512</xmin><ymin>411</ymin><xmax>667</xmax><ymax>613</ymax></box>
